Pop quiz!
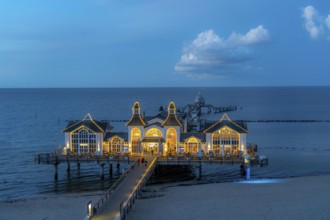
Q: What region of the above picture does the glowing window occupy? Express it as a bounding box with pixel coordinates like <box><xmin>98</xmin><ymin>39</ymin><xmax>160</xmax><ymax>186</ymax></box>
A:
<box><xmin>111</xmin><ymin>137</ymin><xmax>121</xmax><ymax>153</ymax></box>
<box><xmin>166</xmin><ymin>128</ymin><xmax>177</xmax><ymax>154</ymax></box>
<box><xmin>187</xmin><ymin>138</ymin><xmax>198</xmax><ymax>153</ymax></box>
<box><xmin>146</xmin><ymin>128</ymin><xmax>162</xmax><ymax>137</ymax></box>
<box><xmin>131</xmin><ymin>128</ymin><xmax>141</xmax><ymax>153</ymax></box>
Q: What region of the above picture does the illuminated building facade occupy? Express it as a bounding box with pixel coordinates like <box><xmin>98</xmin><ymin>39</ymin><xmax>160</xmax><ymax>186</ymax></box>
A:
<box><xmin>62</xmin><ymin>100</ymin><xmax>248</xmax><ymax>156</ymax></box>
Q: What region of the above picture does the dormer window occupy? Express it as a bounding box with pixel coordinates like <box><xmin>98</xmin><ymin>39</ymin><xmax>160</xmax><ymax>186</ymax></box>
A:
<box><xmin>134</xmin><ymin>109</ymin><xmax>139</xmax><ymax>114</ymax></box>
<box><xmin>170</xmin><ymin>109</ymin><xmax>174</xmax><ymax>114</ymax></box>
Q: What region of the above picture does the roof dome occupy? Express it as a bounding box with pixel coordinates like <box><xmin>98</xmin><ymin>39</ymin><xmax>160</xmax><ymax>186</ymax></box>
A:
<box><xmin>195</xmin><ymin>93</ymin><xmax>205</xmax><ymax>105</ymax></box>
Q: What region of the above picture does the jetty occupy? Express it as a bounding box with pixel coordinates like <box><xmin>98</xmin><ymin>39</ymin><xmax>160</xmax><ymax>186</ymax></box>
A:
<box><xmin>36</xmin><ymin>153</ymin><xmax>267</xmax><ymax>219</ymax></box>
<box><xmin>35</xmin><ymin>96</ymin><xmax>269</xmax><ymax>219</ymax></box>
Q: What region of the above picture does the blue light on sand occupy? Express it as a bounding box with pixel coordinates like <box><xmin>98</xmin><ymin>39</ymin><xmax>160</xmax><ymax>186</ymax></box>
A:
<box><xmin>236</xmin><ymin>179</ymin><xmax>287</xmax><ymax>184</ymax></box>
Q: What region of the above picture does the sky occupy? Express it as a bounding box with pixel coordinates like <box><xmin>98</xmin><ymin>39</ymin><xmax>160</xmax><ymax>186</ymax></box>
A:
<box><xmin>0</xmin><ymin>0</ymin><xmax>330</xmax><ymax>88</ymax></box>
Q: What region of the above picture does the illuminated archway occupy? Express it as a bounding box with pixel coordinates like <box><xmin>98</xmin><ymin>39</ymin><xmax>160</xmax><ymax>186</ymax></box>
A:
<box><xmin>131</xmin><ymin>128</ymin><xmax>141</xmax><ymax>153</ymax></box>
<box><xmin>166</xmin><ymin>128</ymin><xmax>177</xmax><ymax>154</ymax></box>
<box><xmin>146</xmin><ymin>128</ymin><xmax>162</xmax><ymax>137</ymax></box>
<box><xmin>187</xmin><ymin>137</ymin><xmax>198</xmax><ymax>153</ymax></box>
<box><xmin>110</xmin><ymin>137</ymin><xmax>121</xmax><ymax>153</ymax></box>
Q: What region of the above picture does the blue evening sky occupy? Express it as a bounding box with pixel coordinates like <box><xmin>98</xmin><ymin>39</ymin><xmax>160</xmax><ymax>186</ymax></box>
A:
<box><xmin>0</xmin><ymin>0</ymin><xmax>330</xmax><ymax>87</ymax></box>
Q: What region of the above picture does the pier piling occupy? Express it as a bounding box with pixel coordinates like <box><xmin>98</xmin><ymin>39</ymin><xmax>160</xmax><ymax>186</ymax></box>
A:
<box><xmin>54</xmin><ymin>164</ymin><xmax>58</xmax><ymax>180</ymax></box>
<box><xmin>109</xmin><ymin>163</ymin><xmax>113</xmax><ymax>176</ymax></box>
<box><xmin>100</xmin><ymin>164</ymin><xmax>105</xmax><ymax>180</ymax></box>
<box><xmin>67</xmin><ymin>162</ymin><xmax>70</xmax><ymax>172</ymax></box>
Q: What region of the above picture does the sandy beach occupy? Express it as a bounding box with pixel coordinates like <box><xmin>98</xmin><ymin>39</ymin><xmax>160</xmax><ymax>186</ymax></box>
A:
<box><xmin>0</xmin><ymin>192</ymin><xmax>103</xmax><ymax>220</ymax></box>
<box><xmin>127</xmin><ymin>175</ymin><xmax>330</xmax><ymax>220</ymax></box>
<box><xmin>1</xmin><ymin>175</ymin><xmax>330</xmax><ymax>220</ymax></box>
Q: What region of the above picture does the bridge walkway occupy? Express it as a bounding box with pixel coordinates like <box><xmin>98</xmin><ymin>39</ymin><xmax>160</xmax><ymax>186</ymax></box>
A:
<box><xmin>92</xmin><ymin>156</ymin><xmax>155</xmax><ymax>220</ymax></box>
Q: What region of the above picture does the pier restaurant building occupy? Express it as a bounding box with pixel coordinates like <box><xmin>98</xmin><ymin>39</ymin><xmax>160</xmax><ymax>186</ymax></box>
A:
<box><xmin>62</xmin><ymin>102</ymin><xmax>248</xmax><ymax>156</ymax></box>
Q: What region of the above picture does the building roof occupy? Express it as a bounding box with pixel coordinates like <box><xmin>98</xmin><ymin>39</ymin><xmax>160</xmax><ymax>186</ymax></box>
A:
<box><xmin>126</xmin><ymin>115</ymin><xmax>146</xmax><ymax>126</ymax></box>
<box><xmin>144</xmin><ymin>122</ymin><xmax>163</xmax><ymax>128</ymax></box>
<box><xmin>162</xmin><ymin>102</ymin><xmax>183</xmax><ymax>127</ymax></box>
<box><xmin>180</xmin><ymin>132</ymin><xmax>206</xmax><ymax>142</ymax></box>
<box><xmin>133</xmin><ymin>102</ymin><xmax>140</xmax><ymax>110</ymax></box>
<box><xmin>144</xmin><ymin>111</ymin><xmax>167</xmax><ymax>122</ymax></box>
<box><xmin>126</xmin><ymin>101</ymin><xmax>146</xmax><ymax>126</ymax></box>
<box><xmin>203</xmin><ymin>114</ymin><xmax>248</xmax><ymax>134</ymax></box>
<box><xmin>62</xmin><ymin>114</ymin><xmax>109</xmax><ymax>133</ymax></box>
<box><xmin>104</xmin><ymin>132</ymin><xmax>128</xmax><ymax>141</ymax></box>
<box><xmin>162</xmin><ymin>115</ymin><xmax>183</xmax><ymax>127</ymax></box>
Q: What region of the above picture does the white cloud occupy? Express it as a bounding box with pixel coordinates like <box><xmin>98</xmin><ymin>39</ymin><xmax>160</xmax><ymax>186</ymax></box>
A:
<box><xmin>326</xmin><ymin>15</ymin><xmax>330</xmax><ymax>30</ymax></box>
<box><xmin>302</xmin><ymin>5</ymin><xmax>330</xmax><ymax>39</ymax></box>
<box><xmin>227</xmin><ymin>25</ymin><xmax>270</xmax><ymax>46</ymax></box>
<box><xmin>175</xmin><ymin>26</ymin><xmax>270</xmax><ymax>78</ymax></box>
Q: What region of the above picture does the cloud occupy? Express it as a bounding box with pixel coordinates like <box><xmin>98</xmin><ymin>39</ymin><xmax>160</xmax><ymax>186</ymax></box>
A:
<box><xmin>326</xmin><ymin>15</ymin><xmax>330</xmax><ymax>30</ymax></box>
<box><xmin>175</xmin><ymin>26</ymin><xmax>270</xmax><ymax>78</ymax></box>
<box><xmin>302</xmin><ymin>5</ymin><xmax>330</xmax><ymax>39</ymax></box>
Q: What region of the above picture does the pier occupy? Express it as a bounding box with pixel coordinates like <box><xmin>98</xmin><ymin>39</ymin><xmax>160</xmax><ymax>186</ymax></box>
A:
<box><xmin>35</xmin><ymin>153</ymin><xmax>267</xmax><ymax>219</ymax></box>
<box><xmin>36</xmin><ymin>153</ymin><xmax>133</xmax><ymax>180</ymax></box>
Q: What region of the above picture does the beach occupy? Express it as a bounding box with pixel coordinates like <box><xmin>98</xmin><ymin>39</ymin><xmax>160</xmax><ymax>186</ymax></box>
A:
<box><xmin>127</xmin><ymin>174</ymin><xmax>330</xmax><ymax>220</ymax></box>
<box><xmin>1</xmin><ymin>175</ymin><xmax>330</xmax><ymax>219</ymax></box>
<box><xmin>0</xmin><ymin>192</ymin><xmax>103</xmax><ymax>220</ymax></box>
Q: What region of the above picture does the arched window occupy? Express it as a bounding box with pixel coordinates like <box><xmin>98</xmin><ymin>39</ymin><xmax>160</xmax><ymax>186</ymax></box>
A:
<box><xmin>146</xmin><ymin>128</ymin><xmax>162</xmax><ymax>137</ymax></box>
<box><xmin>111</xmin><ymin>137</ymin><xmax>121</xmax><ymax>153</ymax></box>
<box><xmin>71</xmin><ymin>128</ymin><xmax>96</xmax><ymax>154</ymax></box>
<box><xmin>187</xmin><ymin>138</ymin><xmax>198</xmax><ymax>153</ymax></box>
<box><xmin>166</xmin><ymin>128</ymin><xmax>177</xmax><ymax>154</ymax></box>
<box><xmin>131</xmin><ymin>128</ymin><xmax>141</xmax><ymax>154</ymax></box>
<box><xmin>212</xmin><ymin>127</ymin><xmax>240</xmax><ymax>156</ymax></box>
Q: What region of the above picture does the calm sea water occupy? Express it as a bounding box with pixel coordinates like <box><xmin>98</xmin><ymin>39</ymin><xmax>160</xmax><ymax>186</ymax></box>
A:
<box><xmin>0</xmin><ymin>87</ymin><xmax>330</xmax><ymax>201</ymax></box>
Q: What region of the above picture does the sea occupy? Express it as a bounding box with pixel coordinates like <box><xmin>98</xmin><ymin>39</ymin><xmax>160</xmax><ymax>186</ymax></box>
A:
<box><xmin>1</xmin><ymin>87</ymin><xmax>330</xmax><ymax>202</ymax></box>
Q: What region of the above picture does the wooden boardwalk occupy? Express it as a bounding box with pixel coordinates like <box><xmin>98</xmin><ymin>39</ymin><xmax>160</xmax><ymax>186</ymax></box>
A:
<box><xmin>92</xmin><ymin>156</ymin><xmax>156</xmax><ymax>220</ymax></box>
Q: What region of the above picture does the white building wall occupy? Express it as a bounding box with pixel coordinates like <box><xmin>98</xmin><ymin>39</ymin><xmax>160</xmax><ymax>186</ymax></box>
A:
<box><xmin>96</xmin><ymin>133</ymin><xmax>103</xmax><ymax>153</ymax></box>
<box><xmin>240</xmin><ymin>134</ymin><xmax>247</xmax><ymax>153</ymax></box>
<box><xmin>205</xmin><ymin>133</ymin><xmax>212</xmax><ymax>152</ymax></box>
<box><xmin>64</xmin><ymin>133</ymin><xmax>70</xmax><ymax>149</ymax></box>
<box><xmin>63</xmin><ymin>133</ymin><xmax>70</xmax><ymax>155</ymax></box>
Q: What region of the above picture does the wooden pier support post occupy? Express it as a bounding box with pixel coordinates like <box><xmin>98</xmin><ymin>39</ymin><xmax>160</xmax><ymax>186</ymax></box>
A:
<box><xmin>100</xmin><ymin>164</ymin><xmax>105</xmax><ymax>180</ymax></box>
<box><xmin>109</xmin><ymin>163</ymin><xmax>113</xmax><ymax>176</ymax></box>
<box><xmin>67</xmin><ymin>162</ymin><xmax>70</xmax><ymax>172</ymax></box>
<box><xmin>54</xmin><ymin>164</ymin><xmax>59</xmax><ymax>180</ymax></box>
<box><xmin>195</xmin><ymin>165</ymin><xmax>201</xmax><ymax>180</ymax></box>
<box><xmin>77</xmin><ymin>162</ymin><xmax>80</xmax><ymax>170</ymax></box>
